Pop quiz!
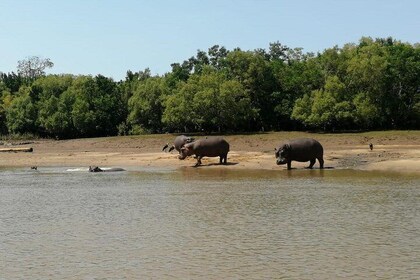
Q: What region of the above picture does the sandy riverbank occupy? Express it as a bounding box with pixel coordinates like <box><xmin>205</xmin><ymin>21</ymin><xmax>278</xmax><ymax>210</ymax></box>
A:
<box><xmin>0</xmin><ymin>131</ymin><xmax>419</xmax><ymax>173</ymax></box>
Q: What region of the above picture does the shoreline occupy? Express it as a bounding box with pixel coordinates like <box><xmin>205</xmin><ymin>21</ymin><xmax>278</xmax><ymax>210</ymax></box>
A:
<box><xmin>0</xmin><ymin>131</ymin><xmax>419</xmax><ymax>174</ymax></box>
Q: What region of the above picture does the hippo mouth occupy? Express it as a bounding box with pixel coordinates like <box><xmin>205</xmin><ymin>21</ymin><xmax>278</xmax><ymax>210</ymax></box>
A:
<box><xmin>178</xmin><ymin>154</ymin><xmax>187</xmax><ymax>160</ymax></box>
<box><xmin>276</xmin><ymin>158</ymin><xmax>287</xmax><ymax>165</ymax></box>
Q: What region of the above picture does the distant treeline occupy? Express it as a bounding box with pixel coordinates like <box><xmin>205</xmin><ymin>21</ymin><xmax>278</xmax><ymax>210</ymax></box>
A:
<box><xmin>1</xmin><ymin>37</ymin><xmax>419</xmax><ymax>138</ymax></box>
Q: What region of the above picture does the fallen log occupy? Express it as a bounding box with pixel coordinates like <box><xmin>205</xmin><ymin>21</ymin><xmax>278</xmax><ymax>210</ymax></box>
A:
<box><xmin>0</xmin><ymin>147</ymin><xmax>33</xmax><ymax>153</ymax></box>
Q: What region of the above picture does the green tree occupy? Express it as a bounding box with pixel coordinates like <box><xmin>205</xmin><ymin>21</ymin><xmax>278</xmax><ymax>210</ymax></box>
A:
<box><xmin>69</xmin><ymin>75</ymin><xmax>123</xmax><ymax>137</ymax></box>
<box><xmin>226</xmin><ymin>50</ymin><xmax>278</xmax><ymax>130</ymax></box>
<box><xmin>5</xmin><ymin>86</ymin><xmax>37</xmax><ymax>134</ymax></box>
<box><xmin>382</xmin><ymin>41</ymin><xmax>420</xmax><ymax>128</ymax></box>
<box><xmin>127</xmin><ymin>77</ymin><xmax>168</xmax><ymax>133</ymax></box>
<box><xmin>0</xmin><ymin>72</ymin><xmax>24</xmax><ymax>93</ymax></box>
<box><xmin>163</xmin><ymin>68</ymin><xmax>255</xmax><ymax>132</ymax></box>
<box><xmin>353</xmin><ymin>92</ymin><xmax>380</xmax><ymax>128</ymax></box>
<box><xmin>33</xmin><ymin>75</ymin><xmax>75</xmax><ymax>136</ymax></box>
<box><xmin>191</xmin><ymin>69</ymin><xmax>255</xmax><ymax>132</ymax></box>
<box><xmin>37</xmin><ymin>75</ymin><xmax>77</xmax><ymax>138</ymax></box>
<box><xmin>162</xmin><ymin>80</ymin><xmax>197</xmax><ymax>132</ymax></box>
<box><xmin>292</xmin><ymin>76</ymin><xmax>354</xmax><ymax>130</ymax></box>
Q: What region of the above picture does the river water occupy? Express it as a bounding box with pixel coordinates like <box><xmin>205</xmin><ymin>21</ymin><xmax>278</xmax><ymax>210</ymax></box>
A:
<box><xmin>0</xmin><ymin>167</ymin><xmax>419</xmax><ymax>279</ymax></box>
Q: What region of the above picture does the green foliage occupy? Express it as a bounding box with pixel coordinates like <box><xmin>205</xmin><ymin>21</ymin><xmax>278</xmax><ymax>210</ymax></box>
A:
<box><xmin>0</xmin><ymin>72</ymin><xmax>24</xmax><ymax>92</ymax></box>
<box><xmin>1</xmin><ymin>37</ymin><xmax>419</xmax><ymax>137</ymax></box>
<box><xmin>69</xmin><ymin>75</ymin><xmax>123</xmax><ymax>137</ymax></box>
<box><xmin>292</xmin><ymin>76</ymin><xmax>354</xmax><ymax>130</ymax></box>
<box><xmin>5</xmin><ymin>86</ymin><xmax>37</xmax><ymax>134</ymax></box>
<box><xmin>128</xmin><ymin>77</ymin><xmax>168</xmax><ymax>133</ymax></box>
<box><xmin>353</xmin><ymin>92</ymin><xmax>381</xmax><ymax>128</ymax></box>
<box><xmin>34</xmin><ymin>75</ymin><xmax>75</xmax><ymax>137</ymax></box>
<box><xmin>163</xmin><ymin>67</ymin><xmax>256</xmax><ymax>132</ymax></box>
<box><xmin>162</xmin><ymin>80</ymin><xmax>196</xmax><ymax>132</ymax></box>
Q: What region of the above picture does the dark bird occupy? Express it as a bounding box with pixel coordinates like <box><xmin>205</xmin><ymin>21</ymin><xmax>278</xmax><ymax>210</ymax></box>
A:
<box><xmin>369</xmin><ymin>143</ymin><xmax>373</xmax><ymax>151</ymax></box>
<box><xmin>162</xmin><ymin>143</ymin><xmax>169</xmax><ymax>152</ymax></box>
<box><xmin>31</xmin><ymin>166</ymin><xmax>37</xmax><ymax>170</ymax></box>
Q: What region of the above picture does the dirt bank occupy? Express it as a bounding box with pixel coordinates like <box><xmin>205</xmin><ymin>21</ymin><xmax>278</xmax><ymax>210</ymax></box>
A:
<box><xmin>0</xmin><ymin>131</ymin><xmax>419</xmax><ymax>173</ymax></box>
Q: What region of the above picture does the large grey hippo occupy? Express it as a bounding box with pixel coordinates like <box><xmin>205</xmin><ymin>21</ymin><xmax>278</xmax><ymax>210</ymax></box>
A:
<box><xmin>162</xmin><ymin>135</ymin><xmax>195</xmax><ymax>153</ymax></box>
<box><xmin>275</xmin><ymin>138</ymin><xmax>324</xmax><ymax>170</ymax></box>
<box><xmin>179</xmin><ymin>137</ymin><xmax>230</xmax><ymax>166</ymax></box>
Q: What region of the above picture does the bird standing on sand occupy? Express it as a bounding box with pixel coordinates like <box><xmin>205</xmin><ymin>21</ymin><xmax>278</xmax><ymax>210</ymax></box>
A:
<box><xmin>369</xmin><ymin>143</ymin><xmax>373</xmax><ymax>150</ymax></box>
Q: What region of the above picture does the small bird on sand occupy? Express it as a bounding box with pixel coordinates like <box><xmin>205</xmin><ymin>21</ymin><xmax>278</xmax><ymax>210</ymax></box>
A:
<box><xmin>162</xmin><ymin>143</ymin><xmax>169</xmax><ymax>152</ymax></box>
<box><xmin>369</xmin><ymin>143</ymin><xmax>373</xmax><ymax>151</ymax></box>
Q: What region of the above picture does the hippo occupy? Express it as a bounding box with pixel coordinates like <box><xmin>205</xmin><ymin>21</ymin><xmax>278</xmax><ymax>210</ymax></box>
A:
<box><xmin>275</xmin><ymin>138</ymin><xmax>324</xmax><ymax>170</ymax></box>
<box><xmin>162</xmin><ymin>135</ymin><xmax>195</xmax><ymax>153</ymax></box>
<box><xmin>179</xmin><ymin>137</ymin><xmax>229</xmax><ymax>166</ymax></box>
<box><xmin>89</xmin><ymin>166</ymin><xmax>125</xmax><ymax>172</ymax></box>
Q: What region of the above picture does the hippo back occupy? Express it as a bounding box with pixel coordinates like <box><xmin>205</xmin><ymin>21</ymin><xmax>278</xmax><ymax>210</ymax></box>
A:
<box><xmin>288</xmin><ymin>138</ymin><xmax>323</xmax><ymax>161</ymax></box>
<box><xmin>190</xmin><ymin>137</ymin><xmax>229</xmax><ymax>157</ymax></box>
<box><xmin>174</xmin><ymin>135</ymin><xmax>194</xmax><ymax>152</ymax></box>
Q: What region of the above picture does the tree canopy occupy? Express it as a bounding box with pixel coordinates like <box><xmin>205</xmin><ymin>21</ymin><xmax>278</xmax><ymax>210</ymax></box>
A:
<box><xmin>0</xmin><ymin>37</ymin><xmax>418</xmax><ymax>138</ymax></box>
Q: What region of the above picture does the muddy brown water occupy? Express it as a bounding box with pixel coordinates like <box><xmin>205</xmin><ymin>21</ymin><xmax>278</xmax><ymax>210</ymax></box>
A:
<box><xmin>0</xmin><ymin>167</ymin><xmax>419</xmax><ymax>279</ymax></box>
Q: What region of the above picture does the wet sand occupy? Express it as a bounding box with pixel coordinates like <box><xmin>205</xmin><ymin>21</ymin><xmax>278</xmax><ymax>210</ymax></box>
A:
<box><xmin>0</xmin><ymin>131</ymin><xmax>419</xmax><ymax>173</ymax></box>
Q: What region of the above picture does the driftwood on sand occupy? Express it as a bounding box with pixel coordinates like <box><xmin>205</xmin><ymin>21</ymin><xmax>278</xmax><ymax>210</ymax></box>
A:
<box><xmin>0</xmin><ymin>147</ymin><xmax>33</xmax><ymax>153</ymax></box>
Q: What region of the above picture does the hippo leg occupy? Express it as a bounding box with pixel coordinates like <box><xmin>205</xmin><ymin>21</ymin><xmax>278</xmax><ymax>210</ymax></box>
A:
<box><xmin>318</xmin><ymin>157</ymin><xmax>324</xmax><ymax>169</ymax></box>
<box><xmin>287</xmin><ymin>161</ymin><xmax>292</xmax><ymax>170</ymax></box>
<box><xmin>219</xmin><ymin>154</ymin><xmax>227</xmax><ymax>165</ymax></box>
<box><xmin>195</xmin><ymin>156</ymin><xmax>202</xmax><ymax>167</ymax></box>
<box><xmin>307</xmin><ymin>158</ymin><xmax>316</xmax><ymax>169</ymax></box>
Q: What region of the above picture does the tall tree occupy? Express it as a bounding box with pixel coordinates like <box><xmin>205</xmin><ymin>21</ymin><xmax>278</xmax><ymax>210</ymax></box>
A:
<box><xmin>34</xmin><ymin>75</ymin><xmax>75</xmax><ymax>137</ymax></box>
<box><xmin>17</xmin><ymin>56</ymin><xmax>54</xmax><ymax>80</ymax></box>
<box><xmin>162</xmin><ymin>67</ymin><xmax>256</xmax><ymax>132</ymax></box>
<box><xmin>70</xmin><ymin>75</ymin><xmax>123</xmax><ymax>137</ymax></box>
<box><xmin>5</xmin><ymin>86</ymin><xmax>37</xmax><ymax>134</ymax></box>
<box><xmin>127</xmin><ymin>77</ymin><xmax>168</xmax><ymax>133</ymax></box>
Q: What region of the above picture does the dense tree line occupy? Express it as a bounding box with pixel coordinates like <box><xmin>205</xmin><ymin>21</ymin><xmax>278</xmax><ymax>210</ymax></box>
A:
<box><xmin>0</xmin><ymin>37</ymin><xmax>419</xmax><ymax>138</ymax></box>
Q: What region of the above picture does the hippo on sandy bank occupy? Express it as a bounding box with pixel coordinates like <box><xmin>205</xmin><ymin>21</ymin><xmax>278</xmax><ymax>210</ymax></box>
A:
<box><xmin>162</xmin><ymin>135</ymin><xmax>195</xmax><ymax>153</ymax></box>
<box><xmin>275</xmin><ymin>138</ymin><xmax>324</xmax><ymax>170</ymax></box>
<box><xmin>178</xmin><ymin>137</ymin><xmax>230</xmax><ymax>167</ymax></box>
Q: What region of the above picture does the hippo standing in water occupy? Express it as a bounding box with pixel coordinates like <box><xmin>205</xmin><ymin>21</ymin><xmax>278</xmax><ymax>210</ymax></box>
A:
<box><xmin>275</xmin><ymin>138</ymin><xmax>324</xmax><ymax>170</ymax></box>
<box><xmin>162</xmin><ymin>135</ymin><xmax>195</xmax><ymax>153</ymax></box>
<box><xmin>179</xmin><ymin>137</ymin><xmax>229</xmax><ymax>166</ymax></box>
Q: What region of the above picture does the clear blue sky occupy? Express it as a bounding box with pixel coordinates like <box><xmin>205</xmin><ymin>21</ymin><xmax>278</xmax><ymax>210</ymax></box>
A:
<box><xmin>1</xmin><ymin>0</ymin><xmax>419</xmax><ymax>81</ymax></box>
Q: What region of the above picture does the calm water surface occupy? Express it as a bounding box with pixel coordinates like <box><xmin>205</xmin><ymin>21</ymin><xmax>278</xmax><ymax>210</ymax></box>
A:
<box><xmin>0</xmin><ymin>167</ymin><xmax>419</xmax><ymax>279</ymax></box>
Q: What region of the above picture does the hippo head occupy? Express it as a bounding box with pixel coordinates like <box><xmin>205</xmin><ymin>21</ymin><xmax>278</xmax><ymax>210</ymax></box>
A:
<box><xmin>275</xmin><ymin>144</ymin><xmax>290</xmax><ymax>165</ymax></box>
<box><xmin>185</xmin><ymin>137</ymin><xmax>195</xmax><ymax>143</ymax></box>
<box><xmin>179</xmin><ymin>143</ymin><xmax>194</xmax><ymax>160</ymax></box>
